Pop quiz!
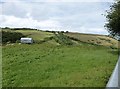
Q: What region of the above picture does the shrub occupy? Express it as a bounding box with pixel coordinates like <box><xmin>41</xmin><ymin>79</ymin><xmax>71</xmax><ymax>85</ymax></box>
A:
<box><xmin>53</xmin><ymin>33</ymin><xmax>73</xmax><ymax>45</ymax></box>
<box><xmin>2</xmin><ymin>31</ymin><xmax>25</xmax><ymax>44</ymax></box>
<box><xmin>66</xmin><ymin>31</ymin><xmax>69</xmax><ymax>33</ymax></box>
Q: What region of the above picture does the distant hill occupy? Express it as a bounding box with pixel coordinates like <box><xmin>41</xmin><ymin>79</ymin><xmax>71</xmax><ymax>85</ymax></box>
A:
<box><xmin>1</xmin><ymin>27</ymin><xmax>119</xmax><ymax>48</ymax></box>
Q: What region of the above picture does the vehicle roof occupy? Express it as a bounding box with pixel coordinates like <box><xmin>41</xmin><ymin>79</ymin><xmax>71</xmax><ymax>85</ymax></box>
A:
<box><xmin>21</xmin><ymin>38</ymin><xmax>32</xmax><ymax>40</ymax></box>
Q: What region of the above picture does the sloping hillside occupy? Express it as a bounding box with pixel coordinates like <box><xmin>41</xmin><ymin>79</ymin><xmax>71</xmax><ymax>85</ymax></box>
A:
<box><xmin>15</xmin><ymin>30</ymin><xmax>54</xmax><ymax>41</ymax></box>
<box><xmin>64</xmin><ymin>32</ymin><xmax>118</xmax><ymax>48</ymax></box>
<box><xmin>1</xmin><ymin>28</ymin><xmax>119</xmax><ymax>48</ymax></box>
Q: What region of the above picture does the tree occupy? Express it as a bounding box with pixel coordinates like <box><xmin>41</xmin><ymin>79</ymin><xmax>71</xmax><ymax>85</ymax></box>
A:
<box><xmin>105</xmin><ymin>1</ymin><xmax>120</xmax><ymax>37</ymax></box>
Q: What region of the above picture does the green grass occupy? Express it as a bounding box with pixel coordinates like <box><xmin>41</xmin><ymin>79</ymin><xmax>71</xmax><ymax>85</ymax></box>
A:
<box><xmin>2</xmin><ymin>43</ymin><xmax>118</xmax><ymax>87</ymax></box>
<box><xmin>15</xmin><ymin>30</ymin><xmax>54</xmax><ymax>41</ymax></box>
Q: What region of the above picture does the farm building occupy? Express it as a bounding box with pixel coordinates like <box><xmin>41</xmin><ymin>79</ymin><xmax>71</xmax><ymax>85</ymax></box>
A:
<box><xmin>20</xmin><ymin>38</ymin><xmax>33</xmax><ymax>44</ymax></box>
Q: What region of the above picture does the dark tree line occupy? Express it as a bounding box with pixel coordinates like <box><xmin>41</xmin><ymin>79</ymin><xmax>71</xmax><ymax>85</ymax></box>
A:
<box><xmin>2</xmin><ymin>27</ymin><xmax>38</xmax><ymax>30</ymax></box>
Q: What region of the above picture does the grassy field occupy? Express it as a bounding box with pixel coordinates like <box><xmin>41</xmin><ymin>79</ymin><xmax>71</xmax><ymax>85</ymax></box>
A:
<box><xmin>15</xmin><ymin>30</ymin><xmax>54</xmax><ymax>41</ymax></box>
<box><xmin>2</xmin><ymin>29</ymin><xmax>119</xmax><ymax>87</ymax></box>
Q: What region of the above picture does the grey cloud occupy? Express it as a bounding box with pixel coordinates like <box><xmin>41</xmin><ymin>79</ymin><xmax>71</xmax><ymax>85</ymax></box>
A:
<box><xmin>0</xmin><ymin>0</ymin><xmax>112</xmax><ymax>35</ymax></box>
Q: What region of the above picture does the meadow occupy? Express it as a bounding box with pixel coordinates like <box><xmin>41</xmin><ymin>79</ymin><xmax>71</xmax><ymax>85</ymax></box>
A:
<box><xmin>2</xmin><ymin>29</ymin><xmax>119</xmax><ymax>87</ymax></box>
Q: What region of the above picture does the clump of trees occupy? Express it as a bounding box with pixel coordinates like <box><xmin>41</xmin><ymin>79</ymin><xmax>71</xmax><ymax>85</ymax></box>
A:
<box><xmin>105</xmin><ymin>1</ymin><xmax>120</xmax><ymax>36</ymax></box>
<box><xmin>2</xmin><ymin>31</ymin><xmax>25</xmax><ymax>44</ymax></box>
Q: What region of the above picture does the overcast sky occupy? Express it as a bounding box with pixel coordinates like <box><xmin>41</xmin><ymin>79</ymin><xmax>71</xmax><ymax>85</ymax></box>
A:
<box><xmin>0</xmin><ymin>0</ymin><xmax>114</xmax><ymax>35</ymax></box>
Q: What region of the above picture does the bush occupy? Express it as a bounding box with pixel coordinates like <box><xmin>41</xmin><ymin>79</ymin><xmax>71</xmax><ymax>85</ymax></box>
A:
<box><xmin>61</xmin><ymin>31</ymin><xmax>64</xmax><ymax>33</ymax></box>
<box><xmin>66</xmin><ymin>31</ymin><xmax>69</xmax><ymax>33</ymax></box>
<box><xmin>2</xmin><ymin>31</ymin><xmax>25</xmax><ymax>44</ymax></box>
<box><xmin>54</xmin><ymin>33</ymin><xmax>73</xmax><ymax>45</ymax></box>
